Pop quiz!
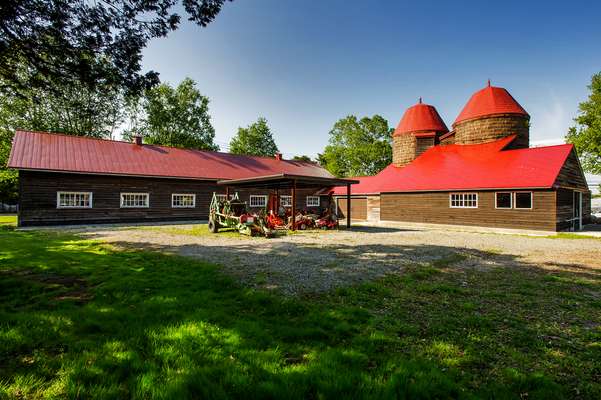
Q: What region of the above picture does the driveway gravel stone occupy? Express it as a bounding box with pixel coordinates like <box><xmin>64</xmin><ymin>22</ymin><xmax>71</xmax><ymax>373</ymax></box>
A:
<box><xmin>74</xmin><ymin>223</ymin><xmax>601</xmax><ymax>296</ymax></box>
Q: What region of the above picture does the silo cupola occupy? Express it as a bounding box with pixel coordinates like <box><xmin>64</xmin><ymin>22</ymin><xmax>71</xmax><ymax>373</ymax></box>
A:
<box><xmin>453</xmin><ymin>81</ymin><xmax>530</xmax><ymax>148</ymax></box>
<box><xmin>392</xmin><ymin>98</ymin><xmax>449</xmax><ymax>167</ymax></box>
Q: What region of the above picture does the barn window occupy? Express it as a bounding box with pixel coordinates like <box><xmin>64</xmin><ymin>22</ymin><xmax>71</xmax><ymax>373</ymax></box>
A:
<box><xmin>495</xmin><ymin>192</ymin><xmax>512</xmax><ymax>209</ymax></box>
<box><xmin>449</xmin><ymin>193</ymin><xmax>478</xmax><ymax>208</ymax></box>
<box><xmin>215</xmin><ymin>194</ymin><xmax>234</xmax><ymax>202</ymax></box>
<box><xmin>280</xmin><ymin>195</ymin><xmax>292</xmax><ymax>207</ymax></box>
<box><xmin>120</xmin><ymin>193</ymin><xmax>149</xmax><ymax>208</ymax></box>
<box><xmin>306</xmin><ymin>196</ymin><xmax>320</xmax><ymax>207</ymax></box>
<box><xmin>249</xmin><ymin>195</ymin><xmax>267</xmax><ymax>207</ymax></box>
<box><xmin>172</xmin><ymin>194</ymin><xmax>196</xmax><ymax>208</ymax></box>
<box><xmin>57</xmin><ymin>192</ymin><xmax>92</xmax><ymax>208</ymax></box>
<box><xmin>514</xmin><ymin>192</ymin><xmax>533</xmax><ymax>209</ymax></box>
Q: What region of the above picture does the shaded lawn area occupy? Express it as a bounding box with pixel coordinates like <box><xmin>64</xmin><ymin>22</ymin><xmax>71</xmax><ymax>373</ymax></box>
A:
<box><xmin>0</xmin><ymin>229</ymin><xmax>600</xmax><ymax>399</ymax></box>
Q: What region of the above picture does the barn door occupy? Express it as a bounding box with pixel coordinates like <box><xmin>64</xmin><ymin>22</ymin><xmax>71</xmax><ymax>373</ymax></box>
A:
<box><xmin>573</xmin><ymin>191</ymin><xmax>582</xmax><ymax>231</ymax></box>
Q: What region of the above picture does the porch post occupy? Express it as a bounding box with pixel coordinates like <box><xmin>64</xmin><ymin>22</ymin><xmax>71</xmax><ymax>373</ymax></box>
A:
<box><xmin>346</xmin><ymin>183</ymin><xmax>351</xmax><ymax>229</ymax></box>
<box><xmin>225</xmin><ymin>186</ymin><xmax>230</xmax><ymax>199</ymax></box>
<box><xmin>291</xmin><ymin>180</ymin><xmax>297</xmax><ymax>231</ymax></box>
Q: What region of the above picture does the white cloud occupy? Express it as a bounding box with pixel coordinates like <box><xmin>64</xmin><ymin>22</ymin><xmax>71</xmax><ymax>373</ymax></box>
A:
<box><xmin>529</xmin><ymin>92</ymin><xmax>572</xmax><ymax>145</ymax></box>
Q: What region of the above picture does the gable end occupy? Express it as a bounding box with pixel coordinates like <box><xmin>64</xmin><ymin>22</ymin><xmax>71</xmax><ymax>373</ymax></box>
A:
<box><xmin>554</xmin><ymin>149</ymin><xmax>589</xmax><ymax>190</ymax></box>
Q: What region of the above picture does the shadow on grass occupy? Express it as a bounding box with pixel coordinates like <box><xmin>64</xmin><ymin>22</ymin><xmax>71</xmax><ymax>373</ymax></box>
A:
<box><xmin>1</xmin><ymin>230</ymin><xmax>600</xmax><ymax>399</ymax></box>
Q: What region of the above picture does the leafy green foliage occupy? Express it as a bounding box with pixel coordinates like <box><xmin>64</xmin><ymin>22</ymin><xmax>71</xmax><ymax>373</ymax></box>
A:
<box><xmin>229</xmin><ymin>117</ymin><xmax>279</xmax><ymax>157</ymax></box>
<box><xmin>124</xmin><ymin>78</ymin><xmax>218</xmax><ymax>151</ymax></box>
<box><xmin>0</xmin><ymin>80</ymin><xmax>125</xmax><ymax>202</ymax></box>
<box><xmin>292</xmin><ymin>155</ymin><xmax>313</xmax><ymax>162</ymax></box>
<box><xmin>0</xmin><ymin>169</ymin><xmax>18</xmax><ymax>204</ymax></box>
<box><xmin>319</xmin><ymin>115</ymin><xmax>392</xmax><ymax>177</ymax></box>
<box><xmin>0</xmin><ymin>0</ymin><xmax>231</xmax><ymax>97</ymax></box>
<box><xmin>1</xmin><ymin>228</ymin><xmax>599</xmax><ymax>398</ymax></box>
<box><xmin>566</xmin><ymin>72</ymin><xmax>601</xmax><ymax>174</ymax></box>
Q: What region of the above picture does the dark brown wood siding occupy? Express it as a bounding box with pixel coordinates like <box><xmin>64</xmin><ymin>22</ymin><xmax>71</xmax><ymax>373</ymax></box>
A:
<box><xmin>582</xmin><ymin>191</ymin><xmax>591</xmax><ymax>224</ymax></box>
<box><xmin>18</xmin><ymin>171</ymin><xmax>330</xmax><ymax>226</ymax></box>
<box><xmin>556</xmin><ymin>188</ymin><xmax>574</xmax><ymax>231</ymax></box>
<box><xmin>415</xmin><ymin>137</ymin><xmax>435</xmax><ymax>156</ymax></box>
<box><xmin>336</xmin><ymin>197</ymin><xmax>367</xmax><ymax>220</ymax></box>
<box><xmin>380</xmin><ymin>190</ymin><xmax>557</xmax><ymax>231</ymax></box>
<box><xmin>554</xmin><ymin>149</ymin><xmax>589</xmax><ymax>190</ymax></box>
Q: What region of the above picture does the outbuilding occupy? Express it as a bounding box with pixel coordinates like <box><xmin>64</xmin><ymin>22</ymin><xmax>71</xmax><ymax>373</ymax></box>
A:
<box><xmin>8</xmin><ymin>131</ymin><xmax>348</xmax><ymax>227</ymax></box>
<box><xmin>333</xmin><ymin>83</ymin><xmax>591</xmax><ymax>231</ymax></box>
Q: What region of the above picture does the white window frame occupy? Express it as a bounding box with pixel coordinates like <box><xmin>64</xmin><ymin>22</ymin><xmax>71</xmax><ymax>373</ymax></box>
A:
<box><xmin>449</xmin><ymin>193</ymin><xmax>478</xmax><ymax>209</ymax></box>
<box><xmin>306</xmin><ymin>196</ymin><xmax>320</xmax><ymax>207</ymax></box>
<box><xmin>56</xmin><ymin>191</ymin><xmax>93</xmax><ymax>209</ymax></box>
<box><xmin>513</xmin><ymin>191</ymin><xmax>533</xmax><ymax>210</ymax></box>
<box><xmin>495</xmin><ymin>192</ymin><xmax>513</xmax><ymax>209</ymax></box>
<box><xmin>249</xmin><ymin>195</ymin><xmax>267</xmax><ymax>208</ymax></box>
<box><xmin>120</xmin><ymin>192</ymin><xmax>149</xmax><ymax>208</ymax></box>
<box><xmin>171</xmin><ymin>193</ymin><xmax>196</xmax><ymax>208</ymax></box>
<box><xmin>280</xmin><ymin>195</ymin><xmax>292</xmax><ymax>207</ymax></box>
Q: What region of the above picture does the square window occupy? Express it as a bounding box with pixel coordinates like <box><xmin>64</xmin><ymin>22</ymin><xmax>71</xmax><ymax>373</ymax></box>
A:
<box><xmin>57</xmin><ymin>192</ymin><xmax>92</xmax><ymax>208</ymax></box>
<box><xmin>280</xmin><ymin>195</ymin><xmax>292</xmax><ymax>207</ymax></box>
<box><xmin>496</xmin><ymin>192</ymin><xmax>512</xmax><ymax>209</ymax></box>
<box><xmin>172</xmin><ymin>194</ymin><xmax>195</xmax><ymax>208</ymax></box>
<box><xmin>450</xmin><ymin>193</ymin><xmax>478</xmax><ymax>208</ymax></box>
<box><xmin>121</xmin><ymin>193</ymin><xmax>149</xmax><ymax>208</ymax></box>
<box><xmin>249</xmin><ymin>195</ymin><xmax>267</xmax><ymax>207</ymax></box>
<box><xmin>514</xmin><ymin>192</ymin><xmax>532</xmax><ymax>209</ymax></box>
<box><xmin>306</xmin><ymin>196</ymin><xmax>320</xmax><ymax>207</ymax></box>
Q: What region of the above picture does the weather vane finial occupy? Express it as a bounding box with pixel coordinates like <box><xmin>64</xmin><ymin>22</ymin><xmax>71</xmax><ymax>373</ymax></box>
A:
<box><xmin>487</xmin><ymin>79</ymin><xmax>491</xmax><ymax>87</ymax></box>
<box><xmin>418</xmin><ymin>97</ymin><xmax>422</xmax><ymax>104</ymax></box>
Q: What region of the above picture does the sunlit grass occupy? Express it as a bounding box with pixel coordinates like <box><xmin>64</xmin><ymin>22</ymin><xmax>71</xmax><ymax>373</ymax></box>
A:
<box><xmin>0</xmin><ymin>229</ymin><xmax>600</xmax><ymax>399</ymax></box>
<box><xmin>138</xmin><ymin>223</ymin><xmax>248</xmax><ymax>238</ymax></box>
<box><xmin>0</xmin><ymin>214</ymin><xmax>16</xmax><ymax>227</ymax></box>
<box><xmin>137</xmin><ymin>223</ymin><xmax>336</xmax><ymax>239</ymax></box>
<box><xmin>548</xmin><ymin>232</ymin><xmax>601</xmax><ymax>240</ymax></box>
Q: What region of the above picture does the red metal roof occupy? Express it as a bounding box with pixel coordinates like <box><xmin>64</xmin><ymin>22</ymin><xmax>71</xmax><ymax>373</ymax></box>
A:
<box><xmin>394</xmin><ymin>99</ymin><xmax>449</xmax><ymax>136</ymax></box>
<box><xmin>332</xmin><ymin>135</ymin><xmax>574</xmax><ymax>195</ymax></box>
<box><xmin>454</xmin><ymin>83</ymin><xmax>529</xmax><ymax>125</ymax></box>
<box><xmin>8</xmin><ymin>130</ymin><xmax>334</xmax><ymax>180</ymax></box>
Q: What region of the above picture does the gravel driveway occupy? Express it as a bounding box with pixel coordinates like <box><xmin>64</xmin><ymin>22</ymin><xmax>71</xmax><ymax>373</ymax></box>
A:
<box><xmin>75</xmin><ymin>223</ymin><xmax>601</xmax><ymax>296</ymax></box>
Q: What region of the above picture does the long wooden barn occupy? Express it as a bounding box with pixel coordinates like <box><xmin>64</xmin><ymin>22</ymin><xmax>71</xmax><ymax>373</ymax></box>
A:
<box><xmin>333</xmin><ymin>83</ymin><xmax>591</xmax><ymax>231</ymax></box>
<box><xmin>8</xmin><ymin>131</ymin><xmax>350</xmax><ymax>227</ymax></box>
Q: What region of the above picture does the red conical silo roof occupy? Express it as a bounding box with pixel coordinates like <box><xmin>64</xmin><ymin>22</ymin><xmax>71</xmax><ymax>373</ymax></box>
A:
<box><xmin>393</xmin><ymin>99</ymin><xmax>449</xmax><ymax>136</ymax></box>
<box><xmin>454</xmin><ymin>82</ymin><xmax>529</xmax><ymax>125</ymax></box>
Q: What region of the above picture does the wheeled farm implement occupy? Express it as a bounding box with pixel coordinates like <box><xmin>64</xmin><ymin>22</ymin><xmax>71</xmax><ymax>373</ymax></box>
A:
<box><xmin>208</xmin><ymin>193</ymin><xmax>275</xmax><ymax>237</ymax></box>
<box><xmin>208</xmin><ymin>192</ymin><xmax>339</xmax><ymax>238</ymax></box>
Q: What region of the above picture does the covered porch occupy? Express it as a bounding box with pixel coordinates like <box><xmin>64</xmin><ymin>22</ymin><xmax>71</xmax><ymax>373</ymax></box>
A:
<box><xmin>217</xmin><ymin>173</ymin><xmax>359</xmax><ymax>230</ymax></box>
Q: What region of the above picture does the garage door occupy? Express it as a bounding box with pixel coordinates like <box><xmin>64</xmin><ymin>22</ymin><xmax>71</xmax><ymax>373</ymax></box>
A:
<box><xmin>337</xmin><ymin>197</ymin><xmax>367</xmax><ymax>220</ymax></box>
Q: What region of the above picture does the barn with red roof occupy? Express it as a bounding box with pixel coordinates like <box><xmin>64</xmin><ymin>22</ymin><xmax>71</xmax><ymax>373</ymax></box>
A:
<box><xmin>6</xmin><ymin>81</ymin><xmax>591</xmax><ymax>230</ymax></box>
<box><xmin>334</xmin><ymin>82</ymin><xmax>591</xmax><ymax>231</ymax></box>
<box><xmin>8</xmin><ymin>131</ymin><xmax>352</xmax><ymax>226</ymax></box>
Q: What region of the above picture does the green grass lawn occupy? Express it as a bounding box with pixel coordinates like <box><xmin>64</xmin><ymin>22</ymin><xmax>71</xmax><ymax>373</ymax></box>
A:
<box><xmin>0</xmin><ymin>215</ymin><xmax>16</xmax><ymax>227</ymax></box>
<box><xmin>1</xmin><ymin>229</ymin><xmax>600</xmax><ymax>399</ymax></box>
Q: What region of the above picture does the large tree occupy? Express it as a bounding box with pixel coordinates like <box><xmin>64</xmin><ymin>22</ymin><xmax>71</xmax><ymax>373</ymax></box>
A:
<box><xmin>0</xmin><ymin>79</ymin><xmax>125</xmax><ymax>203</ymax></box>
<box><xmin>566</xmin><ymin>72</ymin><xmax>601</xmax><ymax>174</ymax></box>
<box><xmin>229</xmin><ymin>117</ymin><xmax>279</xmax><ymax>157</ymax></box>
<box><xmin>318</xmin><ymin>115</ymin><xmax>392</xmax><ymax>177</ymax></box>
<box><xmin>0</xmin><ymin>0</ymin><xmax>231</xmax><ymax>97</ymax></box>
<box><xmin>125</xmin><ymin>78</ymin><xmax>218</xmax><ymax>150</ymax></box>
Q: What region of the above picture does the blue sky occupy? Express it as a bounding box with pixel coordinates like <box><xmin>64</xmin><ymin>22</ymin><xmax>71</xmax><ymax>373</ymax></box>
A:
<box><xmin>142</xmin><ymin>0</ymin><xmax>601</xmax><ymax>160</ymax></box>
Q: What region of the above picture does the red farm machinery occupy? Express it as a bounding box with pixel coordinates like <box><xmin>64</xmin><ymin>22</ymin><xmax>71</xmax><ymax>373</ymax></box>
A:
<box><xmin>208</xmin><ymin>192</ymin><xmax>338</xmax><ymax>237</ymax></box>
